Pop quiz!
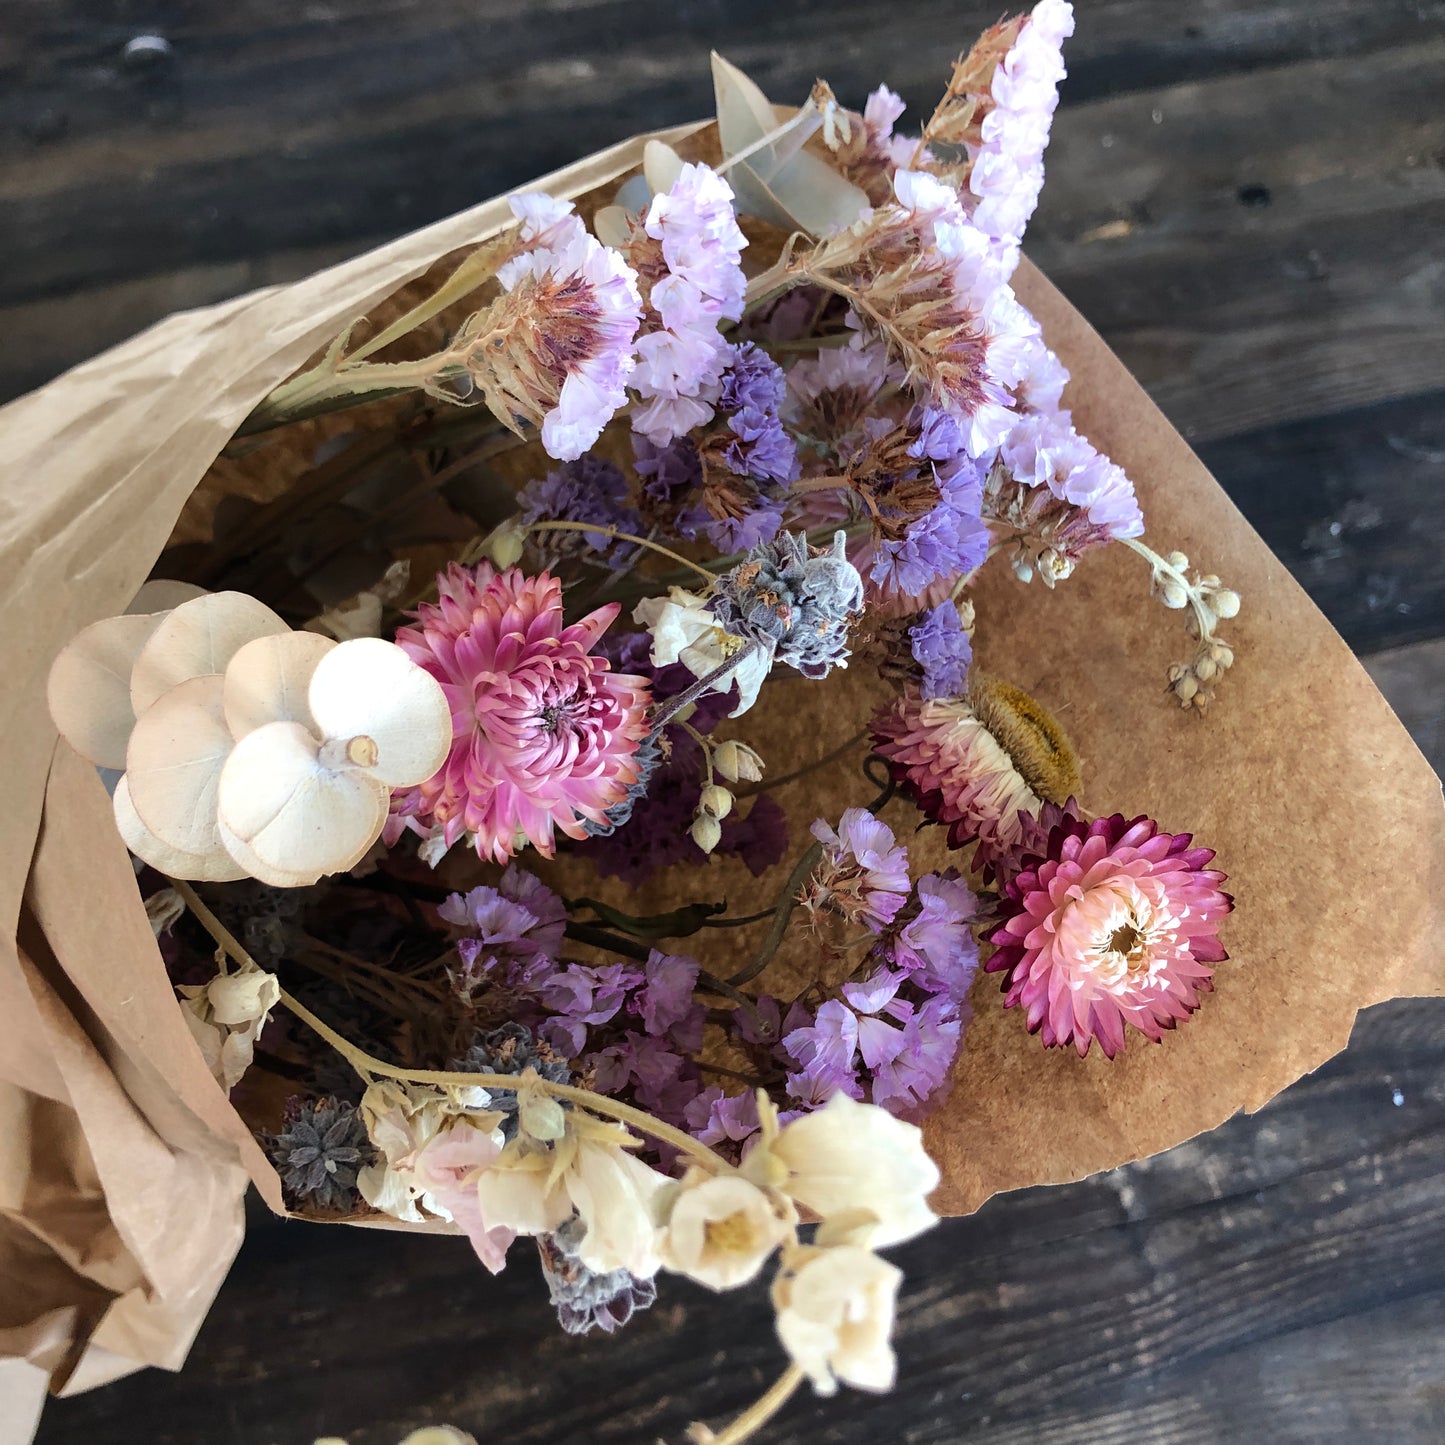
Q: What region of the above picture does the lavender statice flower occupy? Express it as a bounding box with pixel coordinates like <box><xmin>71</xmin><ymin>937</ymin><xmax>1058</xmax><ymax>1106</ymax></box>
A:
<box><xmin>831</xmin><ymin>85</ymin><xmax>929</xmax><ymax>204</ymax></box>
<box><xmin>785</xmin><ymin>342</ymin><xmax>891</xmax><ymax>453</ymax></box>
<box><xmin>536</xmin><ymin>962</ymin><xmax>639</xmax><ymax>1056</ymax></box>
<box><xmin>711</xmin><ymin>530</ymin><xmax>864</xmax><ymax>679</ymax></box>
<box><xmin>807</xmin><ymin>807</ymin><xmax>912</xmax><ymax>933</ymax></box>
<box><xmin>718</xmin><ymin>342</ymin><xmax>799</xmax><ymax>487</ymax></box>
<box><xmin>962</xmin><ymin>0</ymin><xmax>1075</xmax><ymax>275</ymax></box>
<box><xmin>883</xmin><ymin>871</ymin><xmax>981</xmax><ymax>1007</ymax></box>
<box><xmin>268</xmin><ymin>1096</ymin><xmax>370</xmax><ymax>1213</ymax></box>
<box><xmin>439</xmin><ymin>866</ymin><xmax>567</xmax><ymax>999</ymax></box>
<box><xmin>633</xmin><ymin>434</ymin><xmax>783</xmax><ymax>555</ymax></box>
<box><xmin>909</xmin><ymin>601</ymin><xmax>973</xmax><ymax>701</ymax></box>
<box><xmin>517</xmin><ymin>457</ymin><xmax>643</xmax><ymax>571</ymax></box>
<box><xmin>685</xmin><ymin>1086</ymin><xmax>763</xmax><ymax>1158</ymax></box>
<box><xmin>989</xmin><ymin>407</ymin><xmax>1143</xmax><ymax>584</ymax></box>
<box><xmin>538</xmin><ymin>1215</ymin><xmax>658</xmax><ymax>1335</ymax></box>
<box><xmin>456</xmin><ymin>193</ymin><xmax>642</xmax><ymax>461</ymax></box>
<box><xmin>629</xmin><ymin>162</ymin><xmax>749</xmax><ymax>444</ymax></box>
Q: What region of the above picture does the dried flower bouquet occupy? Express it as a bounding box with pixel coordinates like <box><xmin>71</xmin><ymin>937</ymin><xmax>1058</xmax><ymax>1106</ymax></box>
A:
<box><xmin>10</xmin><ymin>0</ymin><xmax>1443</xmax><ymax>1434</ymax></box>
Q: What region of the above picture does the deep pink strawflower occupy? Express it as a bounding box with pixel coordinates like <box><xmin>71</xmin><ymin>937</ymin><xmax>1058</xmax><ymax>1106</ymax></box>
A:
<box><xmin>985</xmin><ymin>801</ymin><xmax>1233</xmax><ymax>1058</ymax></box>
<box><xmin>389</xmin><ymin>563</ymin><xmax>651</xmax><ymax>863</ymax></box>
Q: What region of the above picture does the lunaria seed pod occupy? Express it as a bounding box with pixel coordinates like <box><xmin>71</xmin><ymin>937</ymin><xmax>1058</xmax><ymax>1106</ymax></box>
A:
<box><xmin>130</xmin><ymin>591</ymin><xmax>289</xmax><ymax>715</ymax></box>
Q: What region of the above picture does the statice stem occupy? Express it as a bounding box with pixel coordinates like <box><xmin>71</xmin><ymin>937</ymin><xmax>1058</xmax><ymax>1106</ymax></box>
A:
<box><xmin>524</xmin><ymin>520</ymin><xmax>717</xmax><ymax>584</ymax></box>
<box><xmin>693</xmin><ymin>1364</ymin><xmax>806</xmax><ymax>1445</ymax></box>
<box><xmin>170</xmin><ymin>879</ymin><xmax>728</xmax><ymax>1173</ymax></box>
<box><xmin>726</xmin><ymin>841</ymin><xmax>824</xmax><ymax>987</ymax></box>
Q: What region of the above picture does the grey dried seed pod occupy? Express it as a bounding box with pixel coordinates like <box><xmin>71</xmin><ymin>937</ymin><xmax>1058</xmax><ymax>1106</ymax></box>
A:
<box><xmin>710</xmin><ymin>529</ymin><xmax>864</xmax><ymax>678</ymax></box>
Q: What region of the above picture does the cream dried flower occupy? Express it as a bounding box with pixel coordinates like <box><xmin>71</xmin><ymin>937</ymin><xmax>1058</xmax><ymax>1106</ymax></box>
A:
<box><xmin>772</xmin><ymin>1243</ymin><xmax>902</xmax><ymax>1396</ymax></box>
<box><xmin>633</xmin><ymin>586</ymin><xmax>771</xmax><ymax>717</ymax></box>
<box><xmin>178</xmin><ymin>957</ymin><xmax>281</xmax><ymax>1091</ymax></box>
<box><xmin>750</xmin><ymin>1091</ymin><xmax>940</xmax><ymax>1249</ymax></box>
<box><xmin>658</xmin><ymin>1171</ymin><xmax>793</xmax><ymax>1291</ymax></box>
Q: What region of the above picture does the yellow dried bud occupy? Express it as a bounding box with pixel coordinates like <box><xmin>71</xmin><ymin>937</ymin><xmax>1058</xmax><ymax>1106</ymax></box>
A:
<box><xmin>1210</xmin><ymin>588</ymin><xmax>1241</xmax><ymax>619</ymax></box>
<box><xmin>713</xmin><ymin>740</ymin><xmax>764</xmax><ymax>783</ymax></box>
<box><xmin>690</xmin><ymin>811</ymin><xmax>723</xmax><ymax>854</ymax></box>
<box><xmin>699</xmin><ymin>784</ymin><xmax>734</xmax><ymax>820</ymax></box>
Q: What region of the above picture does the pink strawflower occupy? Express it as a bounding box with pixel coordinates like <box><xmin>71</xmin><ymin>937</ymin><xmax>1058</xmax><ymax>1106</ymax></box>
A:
<box><xmin>459</xmin><ymin>193</ymin><xmax>642</xmax><ymax>461</ymax></box>
<box><xmin>986</xmin><ymin>801</ymin><xmax>1233</xmax><ymax>1058</ymax></box>
<box><xmin>389</xmin><ymin>563</ymin><xmax>651</xmax><ymax>863</ymax></box>
<box><xmin>872</xmin><ymin>687</ymin><xmax>1044</xmax><ymax>863</ymax></box>
<box><xmin>627</xmin><ymin>163</ymin><xmax>748</xmax><ymax>444</ymax></box>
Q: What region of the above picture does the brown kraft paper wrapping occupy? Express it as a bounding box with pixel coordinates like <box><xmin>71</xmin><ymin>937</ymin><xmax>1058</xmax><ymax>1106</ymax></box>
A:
<box><xmin>0</xmin><ymin>120</ymin><xmax>1439</xmax><ymax>1401</ymax></box>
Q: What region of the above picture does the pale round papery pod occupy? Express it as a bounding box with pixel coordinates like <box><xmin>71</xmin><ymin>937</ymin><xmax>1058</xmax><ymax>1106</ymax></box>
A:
<box><xmin>216</xmin><ymin>720</ymin><xmax>391</xmax><ymax>888</ymax></box>
<box><xmin>47</xmin><ymin>611</ymin><xmax>169</xmax><ymax>769</ymax></box>
<box><xmin>306</xmin><ymin>637</ymin><xmax>451</xmax><ymax>788</ymax></box>
<box><xmin>224</xmin><ymin>630</ymin><xmax>337</xmax><ymax>738</ymax></box>
<box><xmin>125</xmin><ymin>673</ymin><xmax>236</xmax><ymax>858</ymax></box>
<box><xmin>126</xmin><ymin>579</ymin><xmax>207</xmax><ymax>615</ymax></box>
<box><xmin>113</xmin><ymin>775</ymin><xmax>247</xmax><ymax>882</ymax></box>
<box><xmin>130</xmin><ymin>591</ymin><xmax>289</xmax><ymax>715</ymax></box>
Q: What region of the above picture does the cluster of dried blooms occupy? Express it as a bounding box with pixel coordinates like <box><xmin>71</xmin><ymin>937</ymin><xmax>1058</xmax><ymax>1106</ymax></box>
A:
<box><xmin>46</xmin><ymin>3</ymin><xmax>1240</xmax><ymax>1439</ymax></box>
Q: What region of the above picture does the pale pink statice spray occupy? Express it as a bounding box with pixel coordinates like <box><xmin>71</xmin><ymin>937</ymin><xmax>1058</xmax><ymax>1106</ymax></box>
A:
<box><xmin>387</xmin><ymin>563</ymin><xmax>651</xmax><ymax>864</ymax></box>
<box><xmin>626</xmin><ymin>162</ymin><xmax>749</xmax><ymax>443</ymax></box>
<box><xmin>806</xmin><ymin>807</ymin><xmax>911</xmax><ymax>933</ymax></box>
<box><xmin>450</xmin><ymin>193</ymin><xmax>643</xmax><ymax>461</ymax></box>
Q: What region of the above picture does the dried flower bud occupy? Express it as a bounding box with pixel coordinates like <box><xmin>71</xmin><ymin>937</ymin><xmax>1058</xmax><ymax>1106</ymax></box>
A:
<box><xmin>1193</xmin><ymin>656</ymin><xmax>1219</xmax><ymax>684</ymax></box>
<box><xmin>690</xmin><ymin>811</ymin><xmax>723</xmax><ymax>854</ymax></box>
<box><xmin>699</xmin><ymin>784</ymin><xmax>734</xmax><ymax>820</ymax></box>
<box><xmin>481</xmin><ymin>517</ymin><xmax>527</xmax><ymax>569</ymax></box>
<box><xmin>1210</xmin><ymin>588</ymin><xmax>1241</xmax><ymax>620</ymax></box>
<box><xmin>1166</xmin><ymin>551</ymin><xmax>1189</xmax><ymax>571</ymax></box>
<box><xmin>712</xmin><ymin>739</ymin><xmax>764</xmax><ymax>783</ymax></box>
<box><xmin>1159</xmin><ymin>580</ymin><xmax>1189</xmax><ymax>610</ymax></box>
<box><xmin>1172</xmin><ymin>672</ymin><xmax>1199</xmax><ymax>703</ymax></box>
<box><xmin>1212</xmin><ymin>642</ymin><xmax>1235</xmax><ymax>669</ymax></box>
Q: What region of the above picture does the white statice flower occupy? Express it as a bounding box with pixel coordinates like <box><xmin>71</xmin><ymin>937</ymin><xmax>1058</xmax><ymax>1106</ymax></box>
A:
<box><xmin>772</xmin><ymin>1244</ymin><xmax>903</xmax><ymax>1396</ymax></box>
<box><xmin>749</xmin><ymin>1091</ymin><xmax>940</xmax><ymax>1249</ymax></box>
<box><xmin>633</xmin><ymin>587</ymin><xmax>771</xmax><ymax>717</ymax></box>
<box><xmin>658</xmin><ymin>1171</ymin><xmax>794</xmax><ymax>1290</ymax></box>
<box><xmin>178</xmin><ymin>958</ymin><xmax>280</xmax><ymax>1091</ymax></box>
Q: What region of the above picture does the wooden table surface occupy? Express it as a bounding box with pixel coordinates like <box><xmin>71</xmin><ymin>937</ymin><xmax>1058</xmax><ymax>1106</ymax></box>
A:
<box><xmin>8</xmin><ymin>2</ymin><xmax>1443</xmax><ymax>1441</ymax></box>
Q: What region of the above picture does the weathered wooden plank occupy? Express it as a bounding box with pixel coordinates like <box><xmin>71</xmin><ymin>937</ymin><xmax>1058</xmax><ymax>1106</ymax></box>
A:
<box><xmin>1195</xmin><ymin>388</ymin><xmax>1445</xmax><ymax>653</ymax></box>
<box><xmin>31</xmin><ymin>997</ymin><xmax>1445</xmax><ymax>1445</ymax></box>
<box><xmin>1028</xmin><ymin>40</ymin><xmax>1445</xmax><ymax>443</ymax></box>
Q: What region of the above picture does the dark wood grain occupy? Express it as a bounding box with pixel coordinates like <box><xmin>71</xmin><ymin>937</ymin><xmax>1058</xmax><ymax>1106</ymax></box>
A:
<box><xmin>5</xmin><ymin>2</ymin><xmax>1444</xmax><ymax>1442</ymax></box>
<box><xmin>31</xmin><ymin>999</ymin><xmax>1445</xmax><ymax>1445</ymax></box>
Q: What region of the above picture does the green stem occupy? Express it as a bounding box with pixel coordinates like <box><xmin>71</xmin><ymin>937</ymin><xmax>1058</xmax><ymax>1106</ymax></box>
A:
<box><xmin>726</xmin><ymin>841</ymin><xmax>823</xmax><ymax>987</ymax></box>
<box><xmin>526</xmin><ymin>520</ymin><xmax>717</xmax><ymax>584</ymax></box>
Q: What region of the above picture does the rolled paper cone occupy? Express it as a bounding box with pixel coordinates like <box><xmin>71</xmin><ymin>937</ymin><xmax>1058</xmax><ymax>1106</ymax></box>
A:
<box><xmin>0</xmin><ymin>120</ymin><xmax>1439</xmax><ymax>1395</ymax></box>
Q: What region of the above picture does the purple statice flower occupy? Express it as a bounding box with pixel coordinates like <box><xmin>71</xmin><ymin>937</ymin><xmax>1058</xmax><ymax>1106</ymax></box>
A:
<box><xmin>638</xmin><ymin>950</ymin><xmax>700</xmax><ymax>1037</ymax></box>
<box><xmin>630</xmin><ymin>162</ymin><xmax>748</xmax><ymax>444</ymax></box>
<box><xmin>718</xmin><ymin>793</ymin><xmax>790</xmax><ymax>877</ymax></box>
<box><xmin>807</xmin><ymin>807</ymin><xmax>911</xmax><ymax>933</ymax></box>
<box><xmin>439</xmin><ymin>866</ymin><xmax>567</xmax><ymax>999</ymax></box>
<box><xmin>868</xmin><ymin>410</ymin><xmax>991</xmax><ymax>597</ymax></box>
<box><xmin>718</xmin><ymin>342</ymin><xmax>799</xmax><ymax>487</ymax></box>
<box><xmin>685</xmin><ymin>1086</ymin><xmax>762</xmax><ymax>1151</ymax></box>
<box><xmin>869</xmin><ymin>994</ymin><xmax>962</xmax><ymax>1117</ymax></box>
<box><xmin>633</xmin><ymin>433</ymin><xmax>783</xmax><ymax>555</ymax></box>
<box><xmin>536</xmin><ymin>962</ymin><xmax>640</xmax><ymax>1055</ymax></box>
<box><xmin>589</xmin><ymin>1032</ymin><xmax>695</xmax><ymax>1122</ymax></box>
<box><xmin>785</xmin><ymin>342</ymin><xmax>891</xmax><ymax>453</ymax></box>
<box><xmin>782</xmin><ymin>999</ymin><xmax>865</xmax><ymax>1104</ymax></box>
<box><xmin>909</xmin><ymin>602</ymin><xmax>973</xmax><ymax>701</ymax></box>
<box><xmin>884</xmin><ymin>872</ymin><xmax>980</xmax><ymax>1008</ymax></box>
<box><xmin>517</xmin><ymin>457</ymin><xmax>644</xmax><ymax>571</ymax></box>
<box><xmin>1011</xmin><ymin>331</ymin><xmax>1069</xmax><ymax>416</ymax></box>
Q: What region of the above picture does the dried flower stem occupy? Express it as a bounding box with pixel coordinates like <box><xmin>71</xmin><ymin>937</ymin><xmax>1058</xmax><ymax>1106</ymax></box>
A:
<box><xmin>170</xmin><ymin>878</ymin><xmax>726</xmax><ymax>1172</ymax></box>
<box><xmin>693</xmin><ymin>1364</ymin><xmax>806</xmax><ymax>1445</ymax></box>
<box><xmin>650</xmin><ymin>644</ymin><xmax>762</xmax><ymax>733</ymax></box>
<box><xmin>726</xmin><ymin>840</ymin><xmax>825</xmax><ymax>987</ymax></box>
<box><xmin>1120</xmin><ymin>537</ymin><xmax>1217</xmax><ymax>642</ymax></box>
<box><xmin>734</xmin><ymin>726</ymin><xmax>869</xmax><ymax>800</ymax></box>
<box><xmin>524</xmin><ymin>520</ymin><xmax>717</xmax><ymax>584</ymax></box>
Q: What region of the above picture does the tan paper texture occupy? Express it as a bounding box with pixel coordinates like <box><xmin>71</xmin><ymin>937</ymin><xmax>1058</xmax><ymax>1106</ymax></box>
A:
<box><xmin>0</xmin><ymin>119</ymin><xmax>1440</xmax><ymax>1399</ymax></box>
